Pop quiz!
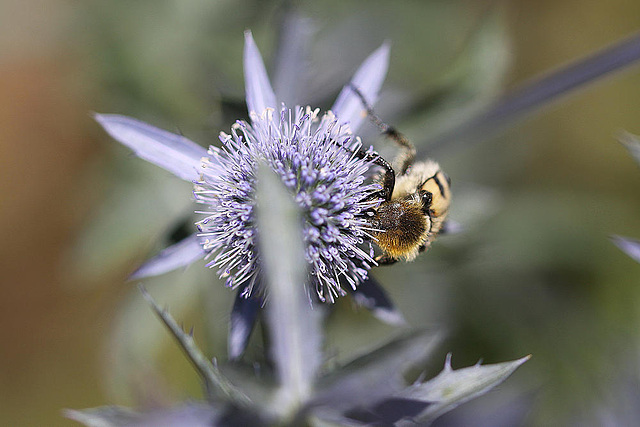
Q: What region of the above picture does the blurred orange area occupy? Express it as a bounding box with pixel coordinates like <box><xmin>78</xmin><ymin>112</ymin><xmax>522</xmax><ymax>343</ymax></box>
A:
<box><xmin>0</xmin><ymin>49</ymin><xmax>117</xmax><ymax>427</ymax></box>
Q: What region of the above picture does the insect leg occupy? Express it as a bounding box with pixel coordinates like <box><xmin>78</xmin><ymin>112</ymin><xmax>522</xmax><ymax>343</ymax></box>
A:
<box><xmin>374</xmin><ymin>253</ymin><xmax>398</xmax><ymax>265</ymax></box>
<box><xmin>349</xmin><ymin>143</ymin><xmax>395</xmax><ymax>201</ymax></box>
<box><xmin>348</xmin><ymin>84</ymin><xmax>416</xmax><ymax>174</ymax></box>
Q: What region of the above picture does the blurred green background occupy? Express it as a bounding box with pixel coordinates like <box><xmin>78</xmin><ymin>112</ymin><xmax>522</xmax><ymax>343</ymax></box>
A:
<box><xmin>2</xmin><ymin>0</ymin><xmax>640</xmax><ymax>425</ymax></box>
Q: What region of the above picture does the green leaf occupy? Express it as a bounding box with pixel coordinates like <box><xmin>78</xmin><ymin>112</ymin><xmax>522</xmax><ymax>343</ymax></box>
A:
<box><xmin>397</xmin><ymin>354</ymin><xmax>530</xmax><ymax>425</ymax></box>
<box><xmin>255</xmin><ymin>163</ymin><xmax>322</xmax><ymax>417</ymax></box>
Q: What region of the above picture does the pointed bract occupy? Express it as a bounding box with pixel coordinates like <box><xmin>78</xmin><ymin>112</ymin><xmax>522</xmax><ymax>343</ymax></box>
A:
<box><xmin>332</xmin><ymin>43</ymin><xmax>390</xmax><ymax>133</ymax></box>
<box><xmin>228</xmin><ymin>290</ymin><xmax>263</xmax><ymax>360</ymax></box>
<box><xmin>64</xmin><ymin>406</ymin><xmax>142</xmax><ymax>426</ymax></box>
<box><xmin>611</xmin><ymin>235</ymin><xmax>640</xmax><ymax>263</ymax></box>
<box><xmin>244</xmin><ymin>31</ymin><xmax>278</xmax><ymax>114</ymax></box>
<box><xmin>349</xmin><ymin>276</ymin><xmax>407</xmax><ymax>326</ymax></box>
<box><xmin>129</xmin><ymin>233</ymin><xmax>206</xmax><ymax>280</ymax></box>
<box><xmin>273</xmin><ymin>13</ymin><xmax>314</xmax><ymax>107</ymax></box>
<box><xmin>95</xmin><ymin>114</ymin><xmax>210</xmax><ymax>182</ymax></box>
<box><xmin>618</xmin><ymin>130</ymin><xmax>640</xmax><ymax>167</ymax></box>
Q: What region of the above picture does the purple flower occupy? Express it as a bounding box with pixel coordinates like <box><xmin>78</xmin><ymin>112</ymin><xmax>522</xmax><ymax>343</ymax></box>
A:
<box><xmin>95</xmin><ymin>31</ymin><xmax>391</xmax><ymax>304</ymax></box>
<box><xmin>195</xmin><ymin>107</ymin><xmax>381</xmax><ymax>302</ymax></box>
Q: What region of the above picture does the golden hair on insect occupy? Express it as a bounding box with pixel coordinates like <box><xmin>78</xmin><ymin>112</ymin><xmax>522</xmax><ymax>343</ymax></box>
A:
<box><xmin>349</xmin><ymin>85</ymin><xmax>451</xmax><ymax>265</ymax></box>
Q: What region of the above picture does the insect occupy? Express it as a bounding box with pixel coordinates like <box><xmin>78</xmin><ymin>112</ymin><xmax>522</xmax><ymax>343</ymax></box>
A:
<box><xmin>349</xmin><ymin>85</ymin><xmax>451</xmax><ymax>265</ymax></box>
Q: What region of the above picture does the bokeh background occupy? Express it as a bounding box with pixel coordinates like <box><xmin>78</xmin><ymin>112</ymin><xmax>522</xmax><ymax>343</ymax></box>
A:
<box><xmin>2</xmin><ymin>0</ymin><xmax>640</xmax><ymax>425</ymax></box>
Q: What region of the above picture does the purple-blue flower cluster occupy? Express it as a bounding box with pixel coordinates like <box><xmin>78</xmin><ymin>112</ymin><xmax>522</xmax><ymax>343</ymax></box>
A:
<box><xmin>195</xmin><ymin>107</ymin><xmax>381</xmax><ymax>302</ymax></box>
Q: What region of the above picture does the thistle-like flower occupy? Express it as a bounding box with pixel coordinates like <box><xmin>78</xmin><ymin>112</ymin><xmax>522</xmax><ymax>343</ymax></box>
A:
<box><xmin>195</xmin><ymin>106</ymin><xmax>381</xmax><ymax>302</ymax></box>
<box><xmin>73</xmin><ymin>15</ymin><xmax>640</xmax><ymax>426</ymax></box>
<box><xmin>95</xmin><ymin>30</ymin><xmax>396</xmax><ymax>334</ymax></box>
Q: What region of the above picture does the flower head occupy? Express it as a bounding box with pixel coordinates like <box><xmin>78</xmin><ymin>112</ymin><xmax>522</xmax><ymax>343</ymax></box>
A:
<box><xmin>195</xmin><ymin>107</ymin><xmax>381</xmax><ymax>302</ymax></box>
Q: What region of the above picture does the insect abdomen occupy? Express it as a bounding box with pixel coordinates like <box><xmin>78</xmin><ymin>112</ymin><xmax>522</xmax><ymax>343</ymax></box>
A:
<box><xmin>372</xmin><ymin>200</ymin><xmax>429</xmax><ymax>260</ymax></box>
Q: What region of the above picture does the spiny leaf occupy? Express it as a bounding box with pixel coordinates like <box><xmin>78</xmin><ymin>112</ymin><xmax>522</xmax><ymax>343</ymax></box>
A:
<box><xmin>314</xmin><ymin>329</ymin><xmax>441</xmax><ymax>412</ymax></box>
<box><xmin>139</xmin><ymin>286</ymin><xmax>251</xmax><ymax>407</ymax></box>
<box><xmin>396</xmin><ymin>354</ymin><xmax>530</xmax><ymax>425</ymax></box>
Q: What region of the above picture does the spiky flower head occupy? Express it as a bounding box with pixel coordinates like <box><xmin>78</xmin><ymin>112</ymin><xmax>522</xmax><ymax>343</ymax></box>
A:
<box><xmin>195</xmin><ymin>107</ymin><xmax>380</xmax><ymax>302</ymax></box>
